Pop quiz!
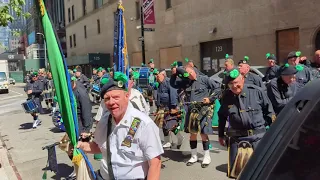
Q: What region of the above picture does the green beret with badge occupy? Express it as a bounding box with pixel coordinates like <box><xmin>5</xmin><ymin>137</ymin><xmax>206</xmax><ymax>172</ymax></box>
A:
<box><xmin>280</xmin><ymin>63</ymin><xmax>303</xmax><ymax>76</ymax></box>
<box><xmin>238</xmin><ymin>56</ymin><xmax>250</xmax><ymax>65</ymax></box>
<box><xmin>148</xmin><ymin>59</ymin><xmax>154</xmax><ymax>64</ymax></box>
<box><xmin>100</xmin><ymin>72</ymin><xmax>128</xmax><ymax>97</ymax></box>
<box><xmin>224</xmin><ymin>68</ymin><xmax>241</xmax><ymax>84</ymax></box>
<box><xmin>176</xmin><ymin>67</ymin><xmax>190</xmax><ymax>78</ymax></box>
<box><xmin>266</xmin><ymin>53</ymin><xmax>277</xmax><ymax>61</ymax></box>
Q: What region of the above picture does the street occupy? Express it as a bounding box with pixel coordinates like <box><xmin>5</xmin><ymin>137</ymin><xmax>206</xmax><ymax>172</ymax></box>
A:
<box><xmin>0</xmin><ymin>85</ymin><xmax>229</xmax><ymax>180</ymax></box>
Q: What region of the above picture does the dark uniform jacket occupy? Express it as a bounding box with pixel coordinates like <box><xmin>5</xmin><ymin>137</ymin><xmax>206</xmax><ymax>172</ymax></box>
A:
<box><xmin>73</xmin><ymin>82</ymin><xmax>92</xmax><ymax>133</ymax></box>
<box><xmin>295</xmin><ymin>65</ymin><xmax>313</xmax><ymax>87</ymax></box>
<box><xmin>310</xmin><ymin>62</ymin><xmax>320</xmax><ymax>79</ymax></box>
<box><xmin>77</xmin><ymin>74</ymin><xmax>90</xmax><ymax>89</ymax></box>
<box><xmin>264</xmin><ymin>65</ymin><xmax>280</xmax><ymax>82</ymax></box>
<box><xmin>26</xmin><ymin>80</ymin><xmax>44</xmax><ymax>99</ymax></box>
<box><xmin>156</xmin><ymin>77</ymin><xmax>178</xmax><ymax>109</ymax></box>
<box><xmin>218</xmin><ymin>84</ymin><xmax>275</xmax><ymax>137</ymax></box>
<box><xmin>244</xmin><ymin>72</ymin><xmax>266</xmax><ymax>91</ymax></box>
<box><xmin>267</xmin><ymin>78</ymin><xmax>300</xmax><ymax>115</ymax></box>
<box><xmin>171</xmin><ymin>74</ymin><xmax>221</xmax><ymax>102</ymax></box>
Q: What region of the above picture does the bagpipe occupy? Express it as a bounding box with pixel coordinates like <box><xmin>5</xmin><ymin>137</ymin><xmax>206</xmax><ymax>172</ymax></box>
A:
<box><xmin>151</xmin><ymin>108</ymin><xmax>184</xmax><ymax>135</ymax></box>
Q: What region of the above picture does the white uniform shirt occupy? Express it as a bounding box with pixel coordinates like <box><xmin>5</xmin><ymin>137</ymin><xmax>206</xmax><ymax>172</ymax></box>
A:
<box><xmin>94</xmin><ymin>103</ymin><xmax>163</xmax><ymax>180</ymax></box>
<box><xmin>95</xmin><ymin>88</ymin><xmax>149</xmax><ymax>121</ymax></box>
<box><xmin>129</xmin><ymin>88</ymin><xmax>150</xmax><ymax>115</ymax></box>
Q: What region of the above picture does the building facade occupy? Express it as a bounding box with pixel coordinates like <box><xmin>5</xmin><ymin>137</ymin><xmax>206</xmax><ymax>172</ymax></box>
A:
<box><xmin>65</xmin><ymin>0</ymin><xmax>320</xmax><ymax>75</ymax></box>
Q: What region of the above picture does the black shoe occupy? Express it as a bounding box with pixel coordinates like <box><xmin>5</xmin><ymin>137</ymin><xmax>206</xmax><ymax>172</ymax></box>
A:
<box><xmin>161</xmin><ymin>164</ymin><xmax>166</xmax><ymax>169</ymax></box>
<box><xmin>186</xmin><ymin>161</ymin><xmax>196</xmax><ymax>166</ymax></box>
<box><xmin>201</xmin><ymin>163</ymin><xmax>209</xmax><ymax>168</ymax></box>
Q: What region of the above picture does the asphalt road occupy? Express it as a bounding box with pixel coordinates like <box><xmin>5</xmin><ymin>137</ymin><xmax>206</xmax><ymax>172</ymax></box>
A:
<box><xmin>0</xmin><ymin>85</ymin><xmax>229</xmax><ymax>180</ymax></box>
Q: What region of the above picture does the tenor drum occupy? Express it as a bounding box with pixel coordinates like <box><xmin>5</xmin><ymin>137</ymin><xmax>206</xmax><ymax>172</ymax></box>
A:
<box><xmin>137</xmin><ymin>67</ymin><xmax>150</xmax><ymax>88</ymax></box>
<box><xmin>21</xmin><ymin>99</ymin><xmax>38</xmax><ymax>113</ymax></box>
<box><xmin>52</xmin><ymin>110</ymin><xmax>66</xmax><ymax>132</ymax></box>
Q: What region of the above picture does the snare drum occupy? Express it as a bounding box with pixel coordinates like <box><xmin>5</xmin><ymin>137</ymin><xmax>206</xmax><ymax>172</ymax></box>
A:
<box><xmin>91</xmin><ymin>84</ymin><xmax>100</xmax><ymax>97</ymax></box>
<box><xmin>52</xmin><ymin>110</ymin><xmax>66</xmax><ymax>132</ymax></box>
<box><xmin>22</xmin><ymin>99</ymin><xmax>38</xmax><ymax>113</ymax></box>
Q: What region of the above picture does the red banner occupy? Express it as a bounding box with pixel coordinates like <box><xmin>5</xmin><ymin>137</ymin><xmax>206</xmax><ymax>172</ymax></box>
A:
<box><xmin>143</xmin><ymin>0</ymin><xmax>156</xmax><ymax>24</ymax></box>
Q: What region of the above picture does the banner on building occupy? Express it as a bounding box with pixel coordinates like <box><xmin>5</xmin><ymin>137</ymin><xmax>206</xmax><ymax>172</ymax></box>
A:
<box><xmin>143</xmin><ymin>0</ymin><xmax>156</xmax><ymax>24</ymax></box>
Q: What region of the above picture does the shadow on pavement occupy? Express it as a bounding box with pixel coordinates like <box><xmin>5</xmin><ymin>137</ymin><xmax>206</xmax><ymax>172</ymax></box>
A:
<box><xmin>216</xmin><ymin>163</ymin><xmax>228</xmax><ymax>173</ymax></box>
<box><xmin>47</xmin><ymin>163</ymin><xmax>74</xmax><ymax>179</ymax></box>
<box><xmin>19</xmin><ymin>122</ymin><xmax>34</xmax><ymax>130</ymax></box>
<box><xmin>162</xmin><ymin>150</ymin><xmax>191</xmax><ymax>163</ymax></box>
<box><xmin>49</xmin><ymin>127</ymin><xmax>65</xmax><ymax>134</ymax></box>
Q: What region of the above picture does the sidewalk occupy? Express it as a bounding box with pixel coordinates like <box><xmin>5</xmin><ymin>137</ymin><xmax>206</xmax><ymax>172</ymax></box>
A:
<box><xmin>0</xmin><ymin>107</ymin><xmax>100</xmax><ymax>179</ymax></box>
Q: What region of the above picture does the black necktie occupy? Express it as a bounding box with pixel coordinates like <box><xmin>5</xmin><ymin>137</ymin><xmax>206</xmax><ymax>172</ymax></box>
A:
<box><xmin>238</xmin><ymin>95</ymin><xmax>252</xmax><ymax>129</ymax></box>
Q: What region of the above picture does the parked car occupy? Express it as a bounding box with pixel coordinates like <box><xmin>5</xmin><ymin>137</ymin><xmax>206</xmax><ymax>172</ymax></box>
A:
<box><xmin>238</xmin><ymin>79</ymin><xmax>320</xmax><ymax>180</ymax></box>
<box><xmin>9</xmin><ymin>78</ymin><xmax>15</xmax><ymax>85</ymax></box>
<box><xmin>210</xmin><ymin>66</ymin><xmax>268</xmax><ymax>83</ymax></box>
<box><xmin>0</xmin><ymin>72</ymin><xmax>9</xmax><ymax>93</ymax></box>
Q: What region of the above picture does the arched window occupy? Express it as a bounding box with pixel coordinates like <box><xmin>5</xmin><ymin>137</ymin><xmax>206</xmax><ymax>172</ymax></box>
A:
<box><xmin>315</xmin><ymin>30</ymin><xmax>320</xmax><ymax>50</ymax></box>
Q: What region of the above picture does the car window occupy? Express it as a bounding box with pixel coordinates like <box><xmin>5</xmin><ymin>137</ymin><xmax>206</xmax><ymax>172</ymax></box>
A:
<box><xmin>267</xmin><ymin>102</ymin><xmax>320</xmax><ymax>180</ymax></box>
<box><xmin>218</xmin><ymin>72</ymin><xmax>224</xmax><ymax>78</ymax></box>
<box><xmin>257</xmin><ymin>67</ymin><xmax>268</xmax><ymax>75</ymax></box>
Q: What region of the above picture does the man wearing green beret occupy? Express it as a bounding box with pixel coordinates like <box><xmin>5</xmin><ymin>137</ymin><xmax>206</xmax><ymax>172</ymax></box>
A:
<box><xmin>287</xmin><ymin>51</ymin><xmax>313</xmax><ymax>88</ymax></box>
<box><xmin>264</xmin><ymin>53</ymin><xmax>280</xmax><ymax>82</ymax></box>
<box><xmin>238</xmin><ymin>56</ymin><xmax>266</xmax><ymax>91</ymax></box>
<box><xmin>77</xmin><ymin>72</ymin><xmax>163</xmax><ymax>180</ymax></box>
<box><xmin>218</xmin><ymin>68</ymin><xmax>275</xmax><ymax>178</ymax></box>
<box><xmin>267</xmin><ymin>63</ymin><xmax>302</xmax><ymax>115</ymax></box>
<box><xmin>171</xmin><ymin>66</ymin><xmax>221</xmax><ymax>168</ymax></box>
<box><xmin>74</xmin><ymin>66</ymin><xmax>90</xmax><ymax>90</ymax></box>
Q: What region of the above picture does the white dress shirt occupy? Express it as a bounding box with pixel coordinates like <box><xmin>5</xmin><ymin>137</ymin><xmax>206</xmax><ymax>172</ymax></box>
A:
<box><xmin>94</xmin><ymin>103</ymin><xmax>163</xmax><ymax>179</ymax></box>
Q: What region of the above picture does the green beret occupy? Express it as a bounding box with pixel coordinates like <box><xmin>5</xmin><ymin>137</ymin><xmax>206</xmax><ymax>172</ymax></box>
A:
<box><xmin>224</xmin><ymin>68</ymin><xmax>241</xmax><ymax>84</ymax></box>
<box><xmin>100</xmin><ymin>72</ymin><xmax>128</xmax><ymax>97</ymax></box>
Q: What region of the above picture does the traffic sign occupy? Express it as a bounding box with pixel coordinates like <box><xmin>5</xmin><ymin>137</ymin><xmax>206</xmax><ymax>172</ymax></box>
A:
<box><xmin>144</xmin><ymin>28</ymin><xmax>155</xmax><ymax>32</ymax></box>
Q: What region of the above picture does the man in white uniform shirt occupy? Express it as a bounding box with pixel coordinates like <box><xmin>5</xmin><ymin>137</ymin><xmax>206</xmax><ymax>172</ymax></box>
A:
<box><xmin>78</xmin><ymin>72</ymin><xmax>163</xmax><ymax>180</ymax></box>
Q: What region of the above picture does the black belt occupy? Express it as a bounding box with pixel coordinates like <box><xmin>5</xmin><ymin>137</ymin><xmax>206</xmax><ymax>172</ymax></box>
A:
<box><xmin>227</xmin><ymin>128</ymin><xmax>266</xmax><ymax>137</ymax></box>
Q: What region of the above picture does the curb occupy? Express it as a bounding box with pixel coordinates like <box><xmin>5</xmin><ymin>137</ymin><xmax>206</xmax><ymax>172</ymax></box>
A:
<box><xmin>0</xmin><ymin>133</ymin><xmax>22</xmax><ymax>180</ymax></box>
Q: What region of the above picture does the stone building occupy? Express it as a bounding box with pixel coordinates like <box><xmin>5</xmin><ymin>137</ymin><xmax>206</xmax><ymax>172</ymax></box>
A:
<box><xmin>65</xmin><ymin>0</ymin><xmax>320</xmax><ymax>75</ymax></box>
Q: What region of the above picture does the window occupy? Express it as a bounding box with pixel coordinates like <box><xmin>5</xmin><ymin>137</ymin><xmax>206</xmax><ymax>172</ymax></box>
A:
<box><xmin>94</xmin><ymin>0</ymin><xmax>103</xmax><ymax>9</ymax></box>
<box><xmin>0</xmin><ymin>72</ymin><xmax>6</xmax><ymax>81</ymax></box>
<box><xmin>68</xmin><ymin>8</ymin><xmax>71</xmax><ymax>22</ymax></box>
<box><xmin>82</xmin><ymin>0</ymin><xmax>86</xmax><ymax>15</ymax></box>
<box><xmin>97</xmin><ymin>19</ymin><xmax>100</xmax><ymax>34</ymax></box>
<box><xmin>73</xmin><ymin>34</ymin><xmax>76</xmax><ymax>47</ymax></box>
<box><xmin>72</xmin><ymin>5</ymin><xmax>75</xmax><ymax>21</ymax></box>
<box><xmin>267</xmin><ymin>102</ymin><xmax>320</xmax><ymax>179</ymax></box>
<box><xmin>135</xmin><ymin>1</ymin><xmax>140</xmax><ymax>20</ymax></box>
<box><xmin>165</xmin><ymin>0</ymin><xmax>172</xmax><ymax>9</ymax></box>
<box><xmin>84</xmin><ymin>25</ymin><xmax>87</xmax><ymax>38</ymax></box>
<box><xmin>69</xmin><ymin>35</ymin><xmax>72</xmax><ymax>48</ymax></box>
